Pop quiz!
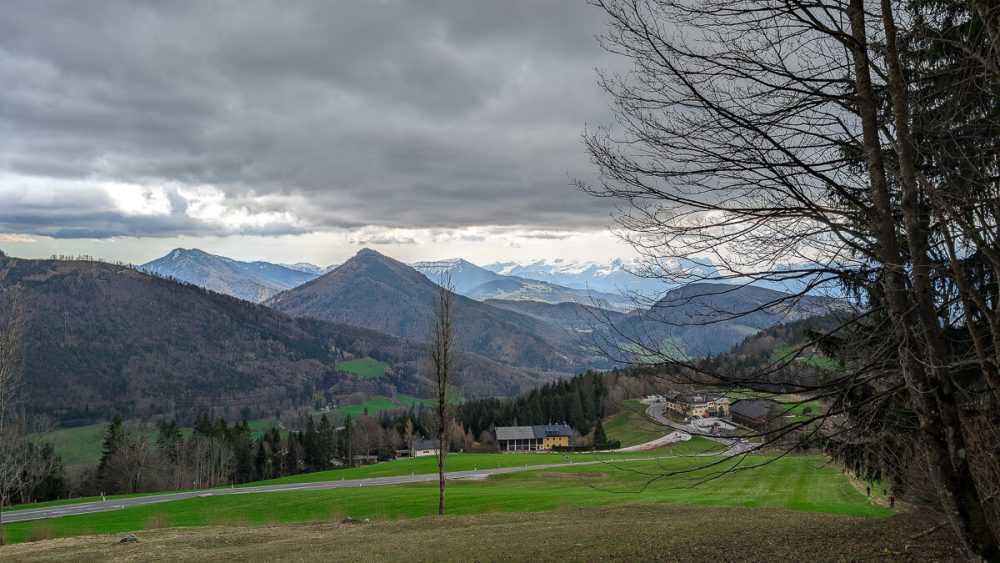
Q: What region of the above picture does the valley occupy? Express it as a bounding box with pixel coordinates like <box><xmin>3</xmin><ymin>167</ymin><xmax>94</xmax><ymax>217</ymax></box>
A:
<box><xmin>0</xmin><ymin>246</ymin><xmax>960</xmax><ymax>558</ymax></box>
<box><xmin>4</xmin><ymin>0</ymin><xmax>999</xmax><ymax>556</ymax></box>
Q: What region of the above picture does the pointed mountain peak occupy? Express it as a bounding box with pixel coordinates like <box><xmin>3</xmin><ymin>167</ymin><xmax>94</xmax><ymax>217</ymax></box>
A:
<box><xmin>353</xmin><ymin>247</ymin><xmax>391</xmax><ymax>261</ymax></box>
<box><xmin>320</xmin><ymin>247</ymin><xmax>415</xmax><ymax>280</ymax></box>
<box><xmin>167</xmin><ymin>247</ymin><xmax>213</xmax><ymax>259</ymax></box>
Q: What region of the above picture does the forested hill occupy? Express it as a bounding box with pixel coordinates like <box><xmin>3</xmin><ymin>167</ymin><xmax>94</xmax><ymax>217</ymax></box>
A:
<box><xmin>0</xmin><ymin>255</ymin><xmax>554</xmax><ymax>425</ymax></box>
<box><xmin>618</xmin><ymin>283</ymin><xmax>840</xmax><ymax>357</ymax></box>
<box><xmin>267</xmin><ymin>248</ymin><xmax>611</xmax><ymax>372</ymax></box>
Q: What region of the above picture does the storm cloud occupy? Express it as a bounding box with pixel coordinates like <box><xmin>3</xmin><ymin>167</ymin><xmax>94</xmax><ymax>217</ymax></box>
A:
<box><xmin>0</xmin><ymin>1</ymin><xmax>620</xmax><ymax>240</ymax></box>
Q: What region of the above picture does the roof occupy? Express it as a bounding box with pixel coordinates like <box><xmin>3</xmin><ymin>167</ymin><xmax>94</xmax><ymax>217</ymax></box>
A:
<box><xmin>534</xmin><ymin>424</ymin><xmax>572</xmax><ymax>438</ymax></box>
<box><xmin>495</xmin><ymin>426</ymin><xmax>535</xmax><ymax>440</ymax></box>
<box><xmin>730</xmin><ymin>399</ymin><xmax>778</xmax><ymax>419</ymax></box>
<box><xmin>412</xmin><ymin>439</ymin><xmax>440</xmax><ymax>450</ymax></box>
<box><xmin>494</xmin><ymin>425</ymin><xmax>573</xmax><ymax>440</ymax></box>
<box><xmin>668</xmin><ymin>393</ymin><xmax>728</xmax><ymax>406</ymax></box>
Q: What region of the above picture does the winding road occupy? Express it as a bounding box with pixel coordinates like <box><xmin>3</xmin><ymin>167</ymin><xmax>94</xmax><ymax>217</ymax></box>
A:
<box><xmin>642</xmin><ymin>399</ymin><xmax>756</xmax><ymax>457</ymax></box>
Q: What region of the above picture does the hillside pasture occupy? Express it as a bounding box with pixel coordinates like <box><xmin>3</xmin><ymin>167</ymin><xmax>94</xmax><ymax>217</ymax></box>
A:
<box><xmin>336</xmin><ymin>357</ymin><xmax>389</xmax><ymax>379</ymax></box>
<box><xmin>331</xmin><ymin>394</ymin><xmax>433</xmax><ymax>419</ymax></box>
<box><xmin>770</xmin><ymin>344</ymin><xmax>837</xmax><ymax>370</ymax></box>
<box><xmin>605</xmin><ymin>399</ymin><xmax>677</xmax><ymax>447</ymax></box>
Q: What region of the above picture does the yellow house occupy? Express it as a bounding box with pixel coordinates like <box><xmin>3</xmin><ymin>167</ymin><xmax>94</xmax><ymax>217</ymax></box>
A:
<box><xmin>664</xmin><ymin>393</ymin><xmax>730</xmax><ymax>418</ymax></box>
<box><xmin>495</xmin><ymin>425</ymin><xmax>572</xmax><ymax>452</ymax></box>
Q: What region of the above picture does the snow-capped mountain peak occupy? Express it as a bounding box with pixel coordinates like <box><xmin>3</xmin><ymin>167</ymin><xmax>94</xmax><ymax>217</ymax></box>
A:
<box><xmin>481</xmin><ymin>257</ymin><xmax>716</xmax><ymax>296</ymax></box>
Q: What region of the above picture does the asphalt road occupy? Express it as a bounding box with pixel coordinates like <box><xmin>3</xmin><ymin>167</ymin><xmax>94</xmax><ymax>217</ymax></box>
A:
<box><xmin>2</xmin><ymin>455</ymin><xmax>666</xmax><ymax>525</ymax></box>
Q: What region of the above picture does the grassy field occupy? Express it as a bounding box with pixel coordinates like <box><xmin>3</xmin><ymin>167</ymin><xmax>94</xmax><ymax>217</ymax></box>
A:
<box><xmin>0</xmin><ymin>503</ymin><xmax>959</xmax><ymax>562</ymax></box>
<box><xmin>43</xmin><ymin>423</ymin><xmax>198</xmax><ymax>467</ymax></box>
<box><xmin>336</xmin><ymin>358</ymin><xmax>389</xmax><ymax>378</ymax></box>
<box><xmin>7</xmin><ymin>444</ymin><xmax>705</xmax><ymax>513</ymax></box>
<box><xmin>46</xmin><ymin>420</ymin><xmax>275</xmax><ymax>468</ymax></box>
<box><xmin>0</xmin><ymin>454</ymin><xmax>891</xmax><ymax>545</ymax></box>
<box><xmin>42</xmin><ymin>423</ymin><xmax>110</xmax><ymax>467</ymax></box>
<box><xmin>771</xmin><ymin>344</ymin><xmax>837</xmax><ymax>370</ymax></box>
<box><xmin>332</xmin><ymin>394</ymin><xmax>433</xmax><ymax>419</ymax></box>
<box><xmin>250</xmin><ymin>441</ymin><xmax>719</xmax><ymax>486</ymax></box>
<box><xmin>604</xmin><ymin>399</ymin><xmax>673</xmax><ymax>446</ymax></box>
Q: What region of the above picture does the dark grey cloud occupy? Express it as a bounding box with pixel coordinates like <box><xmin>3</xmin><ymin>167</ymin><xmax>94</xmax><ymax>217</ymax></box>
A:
<box><xmin>0</xmin><ymin>0</ymin><xmax>620</xmax><ymax>239</ymax></box>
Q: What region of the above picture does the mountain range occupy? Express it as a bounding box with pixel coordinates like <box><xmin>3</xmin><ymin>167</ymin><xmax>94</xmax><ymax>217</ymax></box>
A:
<box><xmin>266</xmin><ymin>249</ymin><xmax>610</xmax><ymax>372</ymax></box>
<box><xmin>411</xmin><ymin>258</ymin><xmax>634</xmax><ymax>311</ymax></box>
<box><xmin>0</xmin><ymin>245</ymin><xmax>840</xmax><ymax>426</ymax></box>
<box><xmin>0</xmin><ymin>253</ymin><xmax>555</xmax><ymax>425</ymax></box>
<box><xmin>141</xmin><ymin>249</ymin><xmax>641</xmax><ymax>311</ymax></box>
<box><xmin>482</xmin><ymin>257</ymin><xmax>719</xmax><ymax>298</ymax></box>
<box><xmin>141</xmin><ymin>248</ymin><xmax>319</xmax><ymax>303</ymax></box>
<box><xmin>618</xmin><ymin>282</ymin><xmax>840</xmax><ymax>359</ymax></box>
<box><xmin>282</xmin><ymin>263</ymin><xmax>339</xmax><ymax>276</ymax></box>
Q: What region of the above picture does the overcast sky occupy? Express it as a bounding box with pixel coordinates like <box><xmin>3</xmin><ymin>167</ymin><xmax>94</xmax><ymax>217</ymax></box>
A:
<box><xmin>0</xmin><ymin>0</ymin><xmax>638</xmax><ymax>266</ymax></box>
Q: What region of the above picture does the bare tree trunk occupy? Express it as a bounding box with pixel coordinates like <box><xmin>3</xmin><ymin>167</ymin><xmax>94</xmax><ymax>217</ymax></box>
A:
<box><xmin>848</xmin><ymin>1</ymin><xmax>1000</xmax><ymax>556</ymax></box>
<box><xmin>0</xmin><ymin>288</ymin><xmax>27</xmax><ymax>546</ymax></box>
<box><xmin>431</xmin><ymin>283</ymin><xmax>455</xmax><ymax>516</ymax></box>
<box><xmin>881</xmin><ymin>2</ymin><xmax>1000</xmax><ymax>556</ymax></box>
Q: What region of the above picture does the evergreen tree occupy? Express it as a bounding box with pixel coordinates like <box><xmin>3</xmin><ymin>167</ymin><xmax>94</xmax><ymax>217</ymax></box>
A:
<box><xmin>303</xmin><ymin>416</ymin><xmax>317</xmax><ymax>471</ymax></box>
<box><xmin>568</xmin><ymin>391</ymin><xmax>586</xmax><ymax>433</ymax></box>
<box><xmin>156</xmin><ymin>420</ymin><xmax>183</xmax><ymax>465</ymax></box>
<box><xmin>231</xmin><ymin>421</ymin><xmax>254</xmax><ymax>483</ymax></box>
<box><xmin>192</xmin><ymin>413</ymin><xmax>214</xmax><ymax>438</ymax></box>
<box><xmin>316</xmin><ymin>414</ymin><xmax>334</xmax><ymax>471</ymax></box>
<box><xmin>593</xmin><ymin>420</ymin><xmax>608</xmax><ymax>446</ymax></box>
<box><xmin>96</xmin><ymin>415</ymin><xmax>124</xmax><ymax>492</ymax></box>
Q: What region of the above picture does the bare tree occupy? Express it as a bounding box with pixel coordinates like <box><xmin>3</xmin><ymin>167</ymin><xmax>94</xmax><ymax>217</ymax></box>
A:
<box><xmin>430</xmin><ymin>282</ymin><xmax>457</xmax><ymax>515</ymax></box>
<box><xmin>102</xmin><ymin>430</ymin><xmax>154</xmax><ymax>494</ymax></box>
<box><xmin>581</xmin><ymin>0</ymin><xmax>1000</xmax><ymax>557</ymax></box>
<box><xmin>0</xmin><ymin>287</ymin><xmax>27</xmax><ymax>545</ymax></box>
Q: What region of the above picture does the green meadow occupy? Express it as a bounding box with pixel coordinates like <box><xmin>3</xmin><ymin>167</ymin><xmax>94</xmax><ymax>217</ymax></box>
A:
<box><xmin>331</xmin><ymin>394</ymin><xmax>433</xmax><ymax>419</ymax></box>
<box><xmin>336</xmin><ymin>357</ymin><xmax>389</xmax><ymax>378</ymax></box>
<box><xmin>7</xmin><ymin>443</ymin><xmax>711</xmax><ymax>513</ymax></box>
<box><xmin>2</xmin><ymin>454</ymin><xmax>888</xmax><ymax>544</ymax></box>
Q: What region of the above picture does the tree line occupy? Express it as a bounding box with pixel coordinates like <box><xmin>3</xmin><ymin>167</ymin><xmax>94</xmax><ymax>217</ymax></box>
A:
<box><xmin>457</xmin><ymin>371</ymin><xmax>608</xmax><ymax>438</ymax></box>
<box><xmin>91</xmin><ymin>410</ymin><xmax>447</xmax><ymax>495</ymax></box>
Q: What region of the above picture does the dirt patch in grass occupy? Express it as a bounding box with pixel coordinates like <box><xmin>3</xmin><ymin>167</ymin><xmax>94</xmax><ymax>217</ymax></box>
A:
<box><xmin>538</xmin><ymin>472</ymin><xmax>608</xmax><ymax>479</ymax></box>
<box><xmin>0</xmin><ymin>503</ymin><xmax>963</xmax><ymax>562</ymax></box>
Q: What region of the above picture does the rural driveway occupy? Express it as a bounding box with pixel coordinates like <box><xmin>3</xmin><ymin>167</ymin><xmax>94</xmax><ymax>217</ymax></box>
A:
<box><xmin>642</xmin><ymin>400</ymin><xmax>756</xmax><ymax>457</ymax></box>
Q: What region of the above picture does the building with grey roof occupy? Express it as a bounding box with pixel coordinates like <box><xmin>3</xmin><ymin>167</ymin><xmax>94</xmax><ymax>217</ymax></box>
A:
<box><xmin>494</xmin><ymin>424</ymin><xmax>572</xmax><ymax>452</ymax></box>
